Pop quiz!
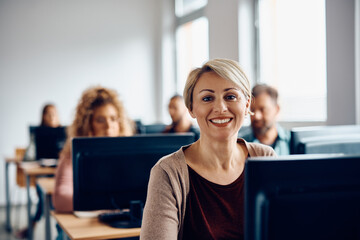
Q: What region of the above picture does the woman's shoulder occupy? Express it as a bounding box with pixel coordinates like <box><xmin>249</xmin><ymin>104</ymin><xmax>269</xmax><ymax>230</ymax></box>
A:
<box><xmin>152</xmin><ymin>145</ymin><xmax>189</xmax><ymax>176</ymax></box>
<box><xmin>238</xmin><ymin>138</ymin><xmax>277</xmax><ymax>157</ymax></box>
<box><xmin>155</xmin><ymin>146</ymin><xmax>187</xmax><ymax>167</ymax></box>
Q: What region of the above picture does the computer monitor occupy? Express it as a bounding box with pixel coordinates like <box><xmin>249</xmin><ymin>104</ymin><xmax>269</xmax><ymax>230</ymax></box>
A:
<box><xmin>301</xmin><ymin>138</ymin><xmax>360</xmax><ymax>154</ymax></box>
<box><xmin>290</xmin><ymin>125</ymin><xmax>360</xmax><ymax>154</ymax></box>
<box><xmin>72</xmin><ymin>133</ymin><xmax>195</xmax><ymax>212</ymax></box>
<box><xmin>30</xmin><ymin>126</ymin><xmax>67</xmax><ymax>160</ymax></box>
<box><xmin>245</xmin><ymin>154</ymin><xmax>360</xmax><ymax>240</ymax></box>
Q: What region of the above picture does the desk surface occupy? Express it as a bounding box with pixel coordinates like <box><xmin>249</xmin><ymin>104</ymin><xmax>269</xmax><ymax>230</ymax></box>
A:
<box><xmin>5</xmin><ymin>157</ymin><xmax>23</xmax><ymax>163</ymax></box>
<box><xmin>51</xmin><ymin>212</ymin><xmax>141</xmax><ymax>240</ymax></box>
<box><xmin>20</xmin><ymin>163</ymin><xmax>56</xmax><ymax>176</ymax></box>
<box><xmin>36</xmin><ymin>177</ymin><xmax>55</xmax><ymax>195</ymax></box>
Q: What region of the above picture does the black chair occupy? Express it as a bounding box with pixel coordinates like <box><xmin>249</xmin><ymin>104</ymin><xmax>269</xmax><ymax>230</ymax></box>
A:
<box><xmin>134</xmin><ymin>120</ymin><xmax>145</xmax><ymax>134</ymax></box>
<box><xmin>144</xmin><ymin>123</ymin><xmax>167</xmax><ymax>134</ymax></box>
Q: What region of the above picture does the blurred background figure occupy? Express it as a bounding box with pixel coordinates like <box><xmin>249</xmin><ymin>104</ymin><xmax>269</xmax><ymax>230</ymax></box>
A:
<box><xmin>15</xmin><ymin>103</ymin><xmax>61</xmax><ymax>239</ymax></box>
<box><xmin>241</xmin><ymin>84</ymin><xmax>290</xmax><ymax>155</ymax></box>
<box><xmin>53</xmin><ymin>86</ymin><xmax>134</xmax><ymax>213</ymax></box>
<box><xmin>41</xmin><ymin>104</ymin><xmax>61</xmax><ymax>128</ymax></box>
<box><xmin>53</xmin><ymin>86</ymin><xmax>134</xmax><ymax>239</ymax></box>
<box><xmin>163</xmin><ymin>94</ymin><xmax>199</xmax><ymax>140</ymax></box>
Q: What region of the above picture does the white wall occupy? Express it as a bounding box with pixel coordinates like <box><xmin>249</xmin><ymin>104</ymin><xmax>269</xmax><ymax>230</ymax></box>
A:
<box><xmin>206</xmin><ymin>0</ymin><xmax>240</xmax><ymax>61</ymax></box>
<box><xmin>326</xmin><ymin>0</ymin><xmax>357</xmax><ymax>125</ymax></box>
<box><xmin>0</xmin><ymin>0</ymin><xmax>164</xmax><ymax>206</ymax></box>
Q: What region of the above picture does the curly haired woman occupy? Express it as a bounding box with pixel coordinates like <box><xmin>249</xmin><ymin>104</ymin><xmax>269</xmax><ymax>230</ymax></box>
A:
<box><xmin>53</xmin><ymin>86</ymin><xmax>134</xmax><ymax>212</ymax></box>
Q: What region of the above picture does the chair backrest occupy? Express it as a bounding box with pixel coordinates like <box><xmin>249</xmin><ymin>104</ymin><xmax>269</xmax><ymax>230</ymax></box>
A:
<box><xmin>134</xmin><ymin>120</ymin><xmax>145</xmax><ymax>134</ymax></box>
<box><xmin>144</xmin><ymin>123</ymin><xmax>167</xmax><ymax>134</ymax></box>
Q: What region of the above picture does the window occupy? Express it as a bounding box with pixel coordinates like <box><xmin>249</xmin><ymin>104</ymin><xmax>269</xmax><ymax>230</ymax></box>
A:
<box><xmin>176</xmin><ymin>0</ymin><xmax>207</xmax><ymax>17</ymax></box>
<box><xmin>176</xmin><ymin>16</ymin><xmax>209</xmax><ymax>92</ymax></box>
<box><xmin>257</xmin><ymin>0</ymin><xmax>327</xmax><ymax>121</ymax></box>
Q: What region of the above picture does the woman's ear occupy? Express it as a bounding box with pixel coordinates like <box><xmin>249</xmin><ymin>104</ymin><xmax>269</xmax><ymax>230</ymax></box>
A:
<box><xmin>245</xmin><ymin>98</ymin><xmax>251</xmax><ymax>115</ymax></box>
<box><xmin>188</xmin><ymin>109</ymin><xmax>196</xmax><ymax>119</ymax></box>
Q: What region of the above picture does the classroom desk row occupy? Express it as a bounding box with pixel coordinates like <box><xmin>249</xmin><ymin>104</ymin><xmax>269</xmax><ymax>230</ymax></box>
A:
<box><xmin>4</xmin><ymin>158</ymin><xmax>141</xmax><ymax>240</ymax></box>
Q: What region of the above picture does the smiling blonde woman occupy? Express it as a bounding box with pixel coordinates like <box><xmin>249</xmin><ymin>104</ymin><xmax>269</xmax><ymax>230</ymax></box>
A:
<box><xmin>140</xmin><ymin>59</ymin><xmax>277</xmax><ymax>240</ymax></box>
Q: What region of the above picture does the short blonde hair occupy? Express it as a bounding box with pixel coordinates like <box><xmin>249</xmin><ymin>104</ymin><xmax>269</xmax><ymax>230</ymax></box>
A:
<box><xmin>183</xmin><ymin>58</ymin><xmax>252</xmax><ymax>111</ymax></box>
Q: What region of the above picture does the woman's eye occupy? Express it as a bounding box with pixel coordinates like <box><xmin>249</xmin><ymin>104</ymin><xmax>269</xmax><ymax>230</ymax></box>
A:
<box><xmin>95</xmin><ymin>117</ymin><xmax>106</xmax><ymax>124</ymax></box>
<box><xmin>110</xmin><ymin>116</ymin><xmax>120</xmax><ymax>122</ymax></box>
<box><xmin>202</xmin><ymin>96</ymin><xmax>213</xmax><ymax>102</ymax></box>
<box><xmin>226</xmin><ymin>95</ymin><xmax>237</xmax><ymax>100</ymax></box>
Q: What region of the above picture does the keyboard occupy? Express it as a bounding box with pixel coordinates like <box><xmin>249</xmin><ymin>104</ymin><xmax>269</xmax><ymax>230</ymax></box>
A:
<box><xmin>98</xmin><ymin>211</ymin><xmax>130</xmax><ymax>224</ymax></box>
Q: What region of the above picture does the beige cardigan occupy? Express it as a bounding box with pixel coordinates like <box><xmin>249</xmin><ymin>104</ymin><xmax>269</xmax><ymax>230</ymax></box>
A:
<box><xmin>140</xmin><ymin>139</ymin><xmax>276</xmax><ymax>240</ymax></box>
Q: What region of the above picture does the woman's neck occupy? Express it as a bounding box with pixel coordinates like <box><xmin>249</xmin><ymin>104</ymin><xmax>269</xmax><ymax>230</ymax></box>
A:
<box><xmin>191</xmin><ymin>135</ymin><xmax>243</xmax><ymax>170</ymax></box>
<box><xmin>185</xmin><ymin>135</ymin><xmax>247</xmax><ymax>185</ymax></box>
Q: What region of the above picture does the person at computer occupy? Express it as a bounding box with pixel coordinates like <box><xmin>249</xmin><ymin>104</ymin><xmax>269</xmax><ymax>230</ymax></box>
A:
<box><xmin>241</xmin><ymin>84</ymin><xmax>291</xmax><ymax>155</ymax></box>
<box><xmin>140</xmin><ymin>59</ymin><xmax>276</xmax><ymax>240</ymax></box>
<box><xmin>163</xmin><ymin>94</ymin><xmax>199</xmax><ymax>140</ymax></box>
<box><xmin>15</xmin><ymin>103</ymin><xmax>61</xmax><ymax>239</ymax></box>
<box><xmin>53</xmin><ymin>86</ymin><xmax>134</xmax><ymax>213</ymax></box>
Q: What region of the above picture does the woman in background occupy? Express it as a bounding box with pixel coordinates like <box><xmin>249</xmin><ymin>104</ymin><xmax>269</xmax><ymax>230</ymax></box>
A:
<box><xmin>15</xmin><ymin>103</ymin><xmax>61</xmax><ymax>239</ymax></box>
<box><xmin>141</xmin><ymin>59</ymin><xmax>276</xmax><ymax>240</ymax></box>
<box><xmin>53</xmin><ymin>86</ymin><xmax>134</xmax><ymax>212</ymax></box>
<box><xmin>41</xmin><ymin>104</ymin><xmax>61</xmax><ymax>128</ymax></box>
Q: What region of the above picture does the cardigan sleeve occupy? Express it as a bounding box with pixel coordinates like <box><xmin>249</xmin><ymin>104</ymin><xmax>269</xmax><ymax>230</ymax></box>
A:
<box><xmin>53</xmin><ymin>153</ymin><xmax>73</xmax><ymax>213</ymax></box>
<box><xmin>140</xmin><ymin>163</ymin><xmax>181</xmax><ymax>240</ymax></box>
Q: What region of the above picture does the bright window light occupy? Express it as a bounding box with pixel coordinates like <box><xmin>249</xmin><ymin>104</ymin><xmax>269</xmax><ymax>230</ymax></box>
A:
<box><xmin>176</xmin><ymin>0</ymin><xmax>207</xmax><ymax>17</ymax></box>
<box><xmin>257</xmin><ymin>0</ymin><xmax>327</xmax><ymax>121</ymax></box>
<box><xmin>176</xmin><ymin>16</ymin><xmax>209</xmax><ymax>93</ymax></box>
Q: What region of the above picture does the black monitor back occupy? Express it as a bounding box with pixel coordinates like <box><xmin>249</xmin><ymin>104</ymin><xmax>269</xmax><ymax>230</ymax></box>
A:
<box><xmin>290</xmin><ymin>125</ymin><xmax>360</xmax><ymax>154</ymax></box>
<box><xmin>245</xmin><ymin>154</ymin><xmax>360</xmax><ymax>240</ymax></box>
<box><xmin>72</xmin><ymin>133</ymin><xmax>195</xmax><ymax>211</ymax></box>
<box><xmin>30</xmin><ymin>126</ymin><xmax>67</xmax><ymax>159</ymax></box>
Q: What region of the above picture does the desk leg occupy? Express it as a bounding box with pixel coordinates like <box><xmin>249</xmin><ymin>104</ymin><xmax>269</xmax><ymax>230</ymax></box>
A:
<box><xmin>44</xmin><ymin>193</ymin><xmax>51</xmax><ymax>240</ymax></box>
<box><xmin>26</xmin><ymin>175</ymin><xmax>33</xmax><ymax>240</ymax></box>
<box><xmin>5</xmin><ymin>161</ymin><xmax>12</xmax><ymax>232</ymax></box>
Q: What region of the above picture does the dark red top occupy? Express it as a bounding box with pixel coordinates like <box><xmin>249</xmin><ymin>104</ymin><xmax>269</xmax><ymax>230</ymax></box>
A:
<box><xmin>182</xmin><ymin>165</ymin><xmax>245</xmax><ymax>240</ymax></box>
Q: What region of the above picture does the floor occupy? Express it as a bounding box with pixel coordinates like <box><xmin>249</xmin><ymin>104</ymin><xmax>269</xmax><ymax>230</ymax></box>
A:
<box><xmin>0</xmin><ymin>204</ymin><xmax>57</xmax><ymax>240</ymax></box>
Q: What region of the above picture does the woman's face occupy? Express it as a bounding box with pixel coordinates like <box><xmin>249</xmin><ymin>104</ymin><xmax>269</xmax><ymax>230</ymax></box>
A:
<box><xmin>91</xmin><ymin>104</ymin><xmax>120</xmax><ymax>137</ymax></box>
<box><xmin>190</xmin><ymin>72</ymin><xmax>249</xmax><ymax>141</ymax></box>
<box><xmin>43</xmin><ymin>106</ymin><xmax>60</xmax><ymax>128</ymax></box>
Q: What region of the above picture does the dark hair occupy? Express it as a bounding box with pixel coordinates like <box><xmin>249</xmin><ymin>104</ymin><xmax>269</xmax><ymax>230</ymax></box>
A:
<box><xmin>170</xmin><ymin>94</ymin><xmax>183</xmax><ymax>101</ymax></box>
<box><xmin>252</xmin><ymin>84</ymin><xmax>278</xmax><ymax>105</ymax></box>
<box><xmin>40</xmin><ymin>104</ymin><xmax>56</xmax><ymax>126</ymax></box>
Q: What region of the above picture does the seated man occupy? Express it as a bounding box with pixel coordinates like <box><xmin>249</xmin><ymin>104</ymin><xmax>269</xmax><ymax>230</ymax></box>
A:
<box><xmin>241</xmin><ymin>84</ymin><xmax>290</xmax><ymax>155</ymax></box>
<box><xmin>163</xmin><ymin>94</ymin><xmax>199</xmax><ymax>140</ymax></box>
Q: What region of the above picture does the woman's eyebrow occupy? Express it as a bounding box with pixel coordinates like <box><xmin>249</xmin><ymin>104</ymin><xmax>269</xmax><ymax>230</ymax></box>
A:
<box><xmin>199</xmin><ymin>89</ymin><xmax>214</xmax><ymax>93</ymax></box>
<box><xmin>198</xmin><ymin>87</ymin><xmax>239</xmax><ymax>94</ymax></box>
<box><xmin>224</xmin><ymin>87</ymin><xmax>239</xmax><ymax>92</ymax></box>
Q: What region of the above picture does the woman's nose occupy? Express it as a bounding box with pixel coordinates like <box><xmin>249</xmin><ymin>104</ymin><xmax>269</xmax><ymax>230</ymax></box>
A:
<box><xmin>104</xmin><ymin>119</ymin><xmax>111</xmax><ymax>129</ymax></box>
<box><xmin>214</xmin><ymin>99</ymin><xmax>227</xmax><ymax>113</ymax></box>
